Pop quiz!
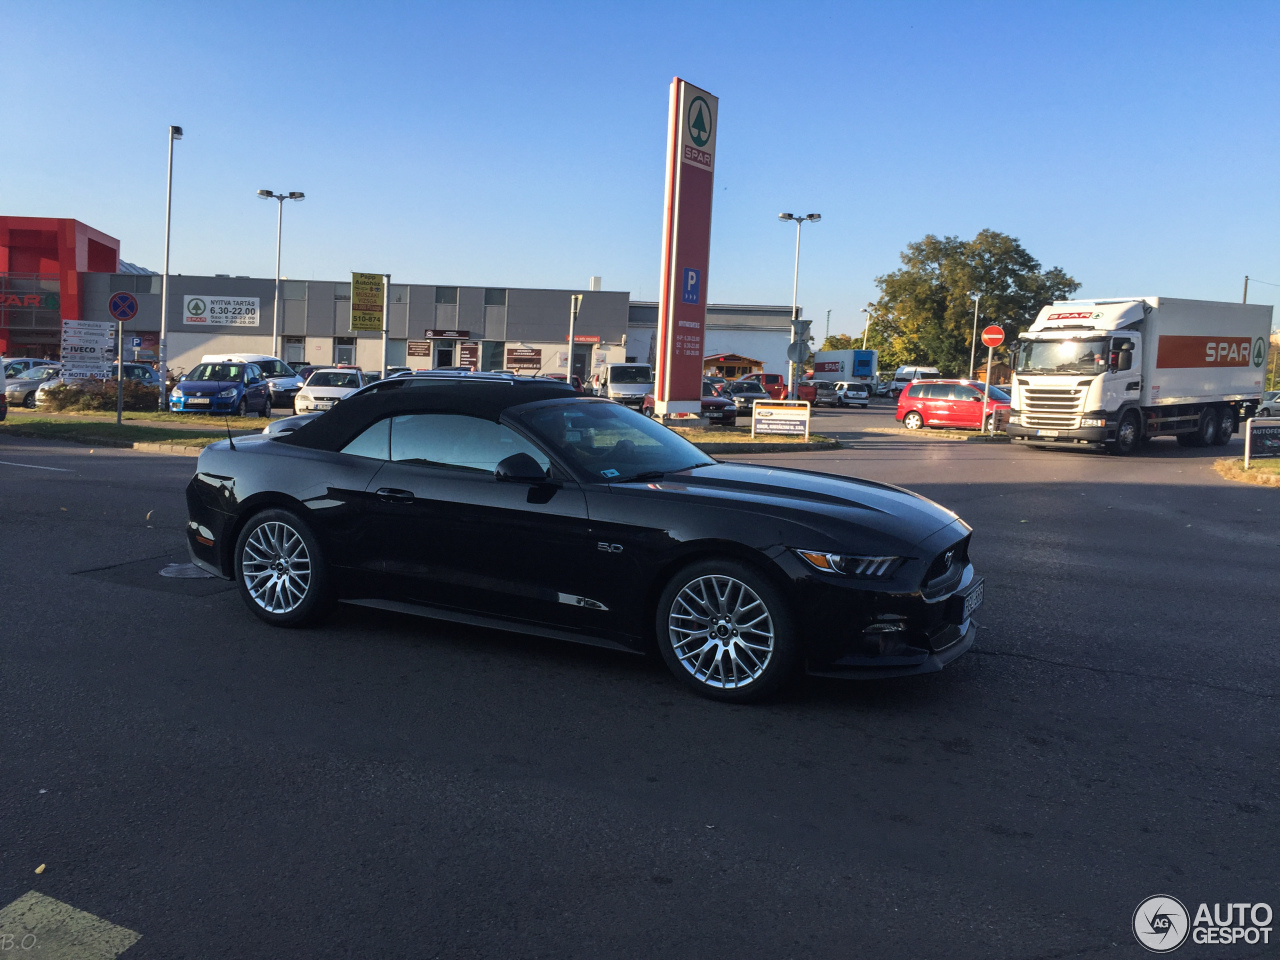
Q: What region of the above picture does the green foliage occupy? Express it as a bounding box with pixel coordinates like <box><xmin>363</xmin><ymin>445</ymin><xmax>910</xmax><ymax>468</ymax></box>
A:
<box><xmin>863</xmin><ymin>230</ymin><xmax>1080</xmax><ymax>376</ymax></box>
<box><xmin>39</xmin><ymin>379</ymin><xmax>162</xmax><ymax>413</ymax></box>
<box><xmin>820</xmin><ymin>334</ymin><xmax>859</xmax><ymax>352</ymax></box>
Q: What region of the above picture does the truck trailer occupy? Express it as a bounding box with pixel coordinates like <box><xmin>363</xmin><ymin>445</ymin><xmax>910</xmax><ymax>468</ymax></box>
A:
<box><xmin>1005</xmin><ymin>297</ymin><xmax>1272</xmax><ymax>455</ymax></box>
<box><xmin>811</xmin><ymin>349</ymin><xmax>878</xmax><ymax>385</ymax></box>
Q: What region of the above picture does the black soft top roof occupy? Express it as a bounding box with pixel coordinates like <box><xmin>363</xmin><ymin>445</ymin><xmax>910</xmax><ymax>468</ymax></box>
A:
<box><xmin>277</xmin><ymin>376</ymin><xmax>578</xmax><ymax>452</ymax></box>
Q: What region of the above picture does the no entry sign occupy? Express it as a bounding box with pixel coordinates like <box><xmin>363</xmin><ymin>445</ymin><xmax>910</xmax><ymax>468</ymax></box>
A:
<box><xmin>981</xmin><ymin>325</ymin><xmax>1005</xmax><ymax>348</ymax></box>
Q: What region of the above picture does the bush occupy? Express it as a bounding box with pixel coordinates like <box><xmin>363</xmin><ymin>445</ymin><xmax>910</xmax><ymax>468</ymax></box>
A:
<box><xmin>39</xmin><ymin>378</ymin><xmax>161</xmax><ymax>413</ymax></box>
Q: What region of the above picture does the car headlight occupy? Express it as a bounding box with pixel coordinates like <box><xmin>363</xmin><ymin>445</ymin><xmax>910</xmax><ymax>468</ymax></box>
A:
<box><xmin>217</xmin><ymin>387</ymin><xmax>237</xmax><ymax>398</ymax></box>
<box><xmin>1080</xmin><ymin>417</ymin><xmax>1105</xmax><ymax>427</ymax></box>
<box><xmin>171</xmin><ymin>389</ymin><xmax>182</xmax><ymax>398</ymax></box>
<box><xmin>795</xmin><ymin>550</ymin><xmax>903</xmax><ymax>578</ymax></box>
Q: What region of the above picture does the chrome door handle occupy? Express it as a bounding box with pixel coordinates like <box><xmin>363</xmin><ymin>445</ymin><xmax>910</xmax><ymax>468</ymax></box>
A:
<box><xmin>376</xmin><ymin>487</ymin><xmax>415</xmax><ymax>503</ymax></box>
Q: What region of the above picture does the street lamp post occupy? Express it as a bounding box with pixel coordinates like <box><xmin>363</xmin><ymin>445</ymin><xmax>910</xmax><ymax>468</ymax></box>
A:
<box><xmin>778</xmin><ymin>212</ymin><xmax>821</xmax><ymax>399</ymax></box>
<box><xmin>257</xmin><ymin>190</ymin><xmax>305</xmax><ymax>361</ymax></box>
<box><xmin>157</xmin><ymin>124</ymin><xmax>182</xmax><ymax>409</ymax></box>
<box><xmin>860</xmin><ymin>306</ymin><xmax>871</xmax><ymax>349</ymax></box>
<box><xmin>968</xmin><ymin>292</ymin><xmax>981</xmax><ymax>379</ymax></box>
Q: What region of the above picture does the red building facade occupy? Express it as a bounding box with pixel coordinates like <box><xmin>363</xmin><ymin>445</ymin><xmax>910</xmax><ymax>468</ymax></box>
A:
<box><xmin>0</xmin><ymin>217</ymin><xmax>120</xmax><ymax>357</ymax></box>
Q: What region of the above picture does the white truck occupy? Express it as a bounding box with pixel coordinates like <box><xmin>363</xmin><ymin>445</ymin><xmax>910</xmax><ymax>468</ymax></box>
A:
<box><xmin>1005</xmin><ymin>297</ymin><xmax>1272</xmax><ymax>455</ymax></box>
<box><xmin>811</xmin><ymin>349</ymin><xmax>878</xmax><ymax>386</ymax></box>
<box><xmin>592</xmin><ymin>362</ymin><xmax>654</xmax><ymax>408</ymax></box>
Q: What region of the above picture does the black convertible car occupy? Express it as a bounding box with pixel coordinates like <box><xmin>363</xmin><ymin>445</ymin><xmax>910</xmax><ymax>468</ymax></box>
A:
<box><xmin>185</xmin><ymin>374</ymin><xmax>981</xmax><ymax>701</ymax></box>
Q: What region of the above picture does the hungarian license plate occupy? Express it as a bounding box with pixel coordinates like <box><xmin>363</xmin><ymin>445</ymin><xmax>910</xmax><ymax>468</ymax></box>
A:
<box><xmin>962</xmin><ymin>579</ymin><xmax>984</xmax><ymax>621</ymax></box>
<box><xmin>314</xmin><ymin>402</ymin><xmax>333</xmax><ymax>410</ymax></box>
<box><xmin>1036</xmin><ymin>429</ymin><xmax>1059</xmax><ymax>436</ymax></box>
<box><xmin>187</xmin><ymin>398</ymin><xmax>210</xmax><ymax>406</ymax></box>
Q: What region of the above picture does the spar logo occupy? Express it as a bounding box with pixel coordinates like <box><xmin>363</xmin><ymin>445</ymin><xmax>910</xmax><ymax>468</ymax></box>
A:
<box><xmin>1132</xmin><ymin>896</ymin><xmax>1273</xmax><ymax>952</ymax></box>
<box><xmin>1254</xmin><ymin>336</ymin><xmax>1267</xmax><ymax>367</ymax></box>
<box><xmin>187</xmin><ymin>298</ymin><xmax>206</xmax><ymax>317</ymax></box>
<box><xmin>687</xmin><ymin>96</ymin><xmax>712</xmax><ymax>148</ymax></box>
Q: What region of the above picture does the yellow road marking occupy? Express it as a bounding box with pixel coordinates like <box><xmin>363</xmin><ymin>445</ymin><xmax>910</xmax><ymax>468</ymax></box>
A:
<box><xmin>0</xmin><ymin>891</ymin><xmax>140</xmax><ymax>958</ymax></box>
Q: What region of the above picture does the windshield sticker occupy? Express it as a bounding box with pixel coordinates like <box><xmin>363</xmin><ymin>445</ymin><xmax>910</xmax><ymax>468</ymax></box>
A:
<box><xmin>565</xmin><ymin>430</ymin><xmax>581</xmax><ymax>442</ymax></box>
<box><xmin>601</xmin><ymin>468</ymin><xmax>620</xmax><ymax>478</ymax></box>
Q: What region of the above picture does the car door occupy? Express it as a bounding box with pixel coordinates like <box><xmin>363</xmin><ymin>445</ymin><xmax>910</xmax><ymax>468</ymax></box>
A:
<box><xmin>357</xmin><ymin>412</ymin><xmax>597</xmax><ymax>629</ymax></box>
<box><xmin>949</xmin><ymin>384</ymin><xmax>984</xmax><ymax>428</ymax></box>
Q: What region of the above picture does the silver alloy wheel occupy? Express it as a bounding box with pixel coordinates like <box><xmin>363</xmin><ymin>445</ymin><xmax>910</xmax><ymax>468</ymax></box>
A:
<box><xmin>904</xmin><ymin>411</ymin><xmax>923</xmax><ymax>430</ymax></box>
<box><xmin>1116</xmin><ymin>415</ymin><xmax>1137</xmax><ymax>448</ymax></box>
<box><xmin>668</xmin><ymin>575</ymin><xmax>775</xmax><ymax>689</ymax></box>
<box><xmin>241</xmin><ymin>520</ymin><xmax>312</xmax><ymax>614</ymax></box>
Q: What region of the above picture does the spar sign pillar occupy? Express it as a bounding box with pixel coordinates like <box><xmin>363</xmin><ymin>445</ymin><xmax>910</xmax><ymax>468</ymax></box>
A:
<box><xmin>655</xmin><ymin>78</ymin><xmax>718</xmax><ymax>418</ymax></box>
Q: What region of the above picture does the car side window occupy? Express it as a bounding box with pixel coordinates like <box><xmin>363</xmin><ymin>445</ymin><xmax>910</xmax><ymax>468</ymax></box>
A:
<box><xmin>247</xmin><ymin>364</ymin><xmax>262</xmax><ymax>382</ymax></box>
<box><xmin>953</xmin><ymin>385</ymin><xmax>981</xmax><ymax>401</ymax></box>
<box><xmin>389</xmin><ymin>414</ymin><xmax>550</xmax><ymax>475</ymax></box>
<box><xmin>341</xmin><ymin>418</ymin><xmax>391</xmax><ymax>460</ymax></box>
<box><xmin>906</xmin><ymin>383</ymin><xmax>924</xmax><ymax>398</ymax></box>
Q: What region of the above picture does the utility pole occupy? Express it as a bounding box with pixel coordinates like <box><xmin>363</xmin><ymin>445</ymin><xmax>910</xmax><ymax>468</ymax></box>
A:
<box><xmin>968</xmin><ymin>293</ymin><xmax>981</xmax><ymax>379</ymax></box>
<box><xmin>157</xmin><ymin>124</ymin><xmax>181</xmax><ymax>409</ymax></box>
<box><xmin>1243</xmin><ymin>276</ymin><xmax>1249</xmax><ymax>303</ymax></box>
<box><xmin>825</xmin><ymin>308</ymin><xmax>831</xmax><ymax>347</ymax></box>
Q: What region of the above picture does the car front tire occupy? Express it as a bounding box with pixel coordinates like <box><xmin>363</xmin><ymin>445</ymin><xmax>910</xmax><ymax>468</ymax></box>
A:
<box><xmin>23</xmin><ymin>392</ymin><xmax>37</xmax><ymax>408</ymax></box>
<box><xmin>234</xmin><ymin>508</ymin><xmax>333</xmax><ymax>627</ymax></box>
<box><xmin>656</xmin><ymin>559</ymin><xmax>798</xmax><ymax>703</ymax></box>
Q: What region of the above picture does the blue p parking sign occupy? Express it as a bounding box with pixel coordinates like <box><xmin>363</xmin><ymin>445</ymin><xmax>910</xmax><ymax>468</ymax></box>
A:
<box><xmin>682</xmin><ymin>268</ymin><xmax>701</xmax><ymax>305</ymax></box>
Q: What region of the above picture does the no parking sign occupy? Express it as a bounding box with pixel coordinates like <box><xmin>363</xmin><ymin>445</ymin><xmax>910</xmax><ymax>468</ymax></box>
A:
<box><xmin>108</xmin><ymin>292</ymin><xmax>139</xmax><ymax>322</ymax></box>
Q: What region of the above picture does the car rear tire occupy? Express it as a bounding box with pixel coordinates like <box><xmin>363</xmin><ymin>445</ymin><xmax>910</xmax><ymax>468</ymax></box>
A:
<box><xmin>234</xmin><ymin>508</ymin><xmax>332</xmax><ymax>627</ymax></box>
<box><xmin>23</xmin><ymin>392</ymin><xmax>37</xmax><ymax>408</ymax></box>
<box><xmin>903</xmin><ymin>411</ymin><xmax>924</xmax><ymax>430</ymax></box>
<box><xmin>656</xmin><ymin>559</ymin><xmax>797</xmax><ymax>703</ymax></box>
<box><xmin>1213</xmin><ymin>406</ymin><xmax>1235</xmax><ymax>446</ymax></box>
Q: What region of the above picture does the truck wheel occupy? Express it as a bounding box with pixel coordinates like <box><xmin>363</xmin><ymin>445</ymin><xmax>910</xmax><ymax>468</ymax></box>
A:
<box><xmin>1192</xmin><ymin>408</ymin><xmax>1218</xmax><ymax>447</ymax></box>
<box><xmin>1213</xmin><ymin>407</ymin><xmax>1235</xmax><ymax>446</ymax></box>
<box><xmin>1108</xmin><ymin>411</ymin><xmax>1140</xmax><ymax>456</ymax></box>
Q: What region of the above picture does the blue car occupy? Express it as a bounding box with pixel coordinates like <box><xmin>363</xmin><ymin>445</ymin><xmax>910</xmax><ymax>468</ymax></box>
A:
<box><xmin>170</xmin><ymin>361</ymin><xmax>272</xmax><ymax>416</ymax></box>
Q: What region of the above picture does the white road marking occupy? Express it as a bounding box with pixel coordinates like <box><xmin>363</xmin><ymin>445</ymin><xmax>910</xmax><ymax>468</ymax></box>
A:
<box><xmin>0</xmin><ymin>460</ymin><xmax>73</xmax><ymax>472</ymax></box>
<box><xmin>0</xmin><ymin>891</ymin><xmax>140</xmax><ymax>958</ymax></box>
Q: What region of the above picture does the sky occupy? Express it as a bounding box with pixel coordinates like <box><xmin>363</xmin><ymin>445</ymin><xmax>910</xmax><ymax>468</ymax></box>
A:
<box><xmin>4</xmin><ymin>0</ymin><xmax>1280</xmax><ymax>338</ymax></box>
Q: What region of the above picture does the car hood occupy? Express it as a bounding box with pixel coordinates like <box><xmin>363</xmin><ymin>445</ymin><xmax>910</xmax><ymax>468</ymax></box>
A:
<box><xmin>613</xmin><ymin>461</ymin><xmax>965</xmax><ymax>552</ymax></box>
<box><xmin>178</xmin><ymin>380</ymin><xmax>242</xmax><ymax>392</ymax></box>
<box><xmin>301</xmin><ymin>387</ymin><xmax>357</xmax><ymax>398</ymax></box>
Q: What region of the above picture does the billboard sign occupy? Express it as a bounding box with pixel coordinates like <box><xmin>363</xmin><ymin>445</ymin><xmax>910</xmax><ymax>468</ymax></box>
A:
<box><xmin>183</xmin><ymin>296</ymin><xmax>259</xmax><ymax>326</ymax></box>
<box><xmin>1244</xmin><ymin>418</ymin><xmax>1280</xmax><ymax>468</ymax></box>
<box><xmin>407</xmin><ymin>340</ymin><xmax>431</xmax><ymax>358</ymax></box>
<box><xmin>351</xmin><ymin>273</ymin><xmax>385</xmax><ymax>332</ymax></box>
<box><xmin>506</xmin><ymin>347</ymin><xmax>542</xmax><ymax>371</ymax></box>
<box><xmin>750</xmin><ymin>400</ymin><xmax>811</xmax><ymax>438</ymax></box>
<box><xmin>654</xmin><ymin>78</ymin><xmax>718</xmax><ymax>417</ymax></box>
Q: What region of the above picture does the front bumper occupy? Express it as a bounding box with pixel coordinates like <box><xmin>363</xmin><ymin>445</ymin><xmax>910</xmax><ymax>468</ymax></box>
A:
<box><xmin>170</xmin><ymin>394</ymin><xmax>241</xmax><ymax>413</ymax></box>
<box><xmin>270</xmin><ymin>385</ymin><xmax>300</xmax><ymax>402</ymax></box>
<box><xmin>1006</xmin><ymin>422</ymin><xmax>1107</xmax><ymax>444</ymax></box>
<box><xmin>295</xmin><ymin>399</ymin><xmax>338</xmax><ymax>413</ymax></box>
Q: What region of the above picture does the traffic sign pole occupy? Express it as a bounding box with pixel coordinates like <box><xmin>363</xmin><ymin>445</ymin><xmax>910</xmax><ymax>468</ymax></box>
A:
<box><xmin>978</xmin><ymin>324</ymin><xmax>1005</xmax><ymax>436</ymax></box>
<box><xmin>116</xmin><ymin>318</ymin><xmax>125</xmax><ymax>425</ymax></box>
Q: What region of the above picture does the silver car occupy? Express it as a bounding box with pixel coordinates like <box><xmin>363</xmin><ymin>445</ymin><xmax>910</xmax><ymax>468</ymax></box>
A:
<box><xmin>5</xmin><ymin>363</ymin><xmax>62</xmax><ymax>408</ymax></box>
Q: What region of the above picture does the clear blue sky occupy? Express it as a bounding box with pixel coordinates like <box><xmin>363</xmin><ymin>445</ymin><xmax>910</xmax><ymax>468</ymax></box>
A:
<box><xmin>4</xmin><ymin>1</ymin><xmax>1279</xmax><ymax>337</ymax></box>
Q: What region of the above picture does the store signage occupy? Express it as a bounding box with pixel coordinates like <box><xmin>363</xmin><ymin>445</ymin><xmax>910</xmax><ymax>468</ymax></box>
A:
<box><xmin>1244</xmin><ymin>418</ymin><xmax>1280</xmax><ymax>468</ymax></box>
<box><xmin>406</xmin><ymin>340</ymin><xmax>431</xmax><ymax>358</ymax></box>
<box><xmin>351</xmin><ymin>272</ymin><xmax>385</xmax><ymax>332</ymax></box>
<box><xmin>505</xmin><ymin>347</ymin><xmax>542</xmax><ymax>371</ymax></box>
<box><xmin>751</xmin><ymin>400</ymin><xmax>811</xmax><ymax>439</ymax></box>
<box><xmin>655</xmin><ymin>78</ymin><xmax>718</xmax><ymax>417</ymax></box>
<box><xmin>1</xmin><ymin>292</ymin><xmax>59</xmax><ymax>310</ymax></box>
<box><xmin>458</xmin><ymin>342</ymin><xmax>480</xmax><ymax>368</ymax></box>
<box><xmin>423</xmin><ymin>329</ymin><xmax>470</xmax><ymax>339</ymax></box>
<box><xmin>61</xmin><ymin>321</ymin><xmax>114</xmax><ymax>379</ymax></box>
<box><xmin>183</xmin><ymin>296</ymin><xmax>259</xmax><ymax>326</ymax></box>
<box><xmin>564</xmin><ymin>334</ymin><xmax>601</xmax><ymax>343</ymax></box>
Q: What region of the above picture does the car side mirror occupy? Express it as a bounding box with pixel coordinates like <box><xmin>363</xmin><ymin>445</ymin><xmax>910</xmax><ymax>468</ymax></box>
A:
<box><xmin>495</xmin><ymin>452</ymin><xmax>548</xmax><ymax>483</ymax></box>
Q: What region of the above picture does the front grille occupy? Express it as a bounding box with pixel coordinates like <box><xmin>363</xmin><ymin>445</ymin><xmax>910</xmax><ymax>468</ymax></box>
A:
<box><xmin>1022</xmin><ymin>387</ymin><xmax>1084</xmax><ymax>429</ymax></box>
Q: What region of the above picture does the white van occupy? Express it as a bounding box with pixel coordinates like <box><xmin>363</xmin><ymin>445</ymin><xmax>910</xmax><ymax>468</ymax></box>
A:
<box><xmin>890</xmin><ymin>365</ymin><xmax>940</xmax><ymax>397</ymax></box>
<box><xmin>200</xmin><ymin>353</ymin><xmax>303</xmax><ymax>409</ymax></box>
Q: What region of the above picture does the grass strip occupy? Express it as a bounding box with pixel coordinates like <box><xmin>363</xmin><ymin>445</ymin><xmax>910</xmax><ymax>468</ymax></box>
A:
<box><xmin>0</xmin><ymin>418</ymin><xmax>233</xmax><ymax>447</ymax></box>
<box><xmin>1214</xmin><ymin>458</ymin><xmax>1280</xmax><ymax>487</ymax></box>
<box><xmin>11</xmin><ymin>409</ymin><xmax>267</xmax><ymax>429</ymax></box>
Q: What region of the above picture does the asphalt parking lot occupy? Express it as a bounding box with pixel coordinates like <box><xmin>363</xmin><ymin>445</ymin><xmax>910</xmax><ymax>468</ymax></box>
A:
<box><xmin>1</xmin><ymin>420</ymin><xmax>1277</xmax><ymax>959</ymax></box>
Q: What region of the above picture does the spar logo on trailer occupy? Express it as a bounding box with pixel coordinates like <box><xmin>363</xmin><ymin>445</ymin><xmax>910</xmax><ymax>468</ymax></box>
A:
<box><xmin>1156</xmin><ymin>335</ymin><xmax>1266</xmax><ymax>368</ymax></box>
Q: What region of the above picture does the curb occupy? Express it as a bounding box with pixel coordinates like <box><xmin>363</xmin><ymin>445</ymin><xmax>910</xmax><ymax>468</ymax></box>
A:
<box><xmin>696</xmin><ymin>439</ymin><xmax>842</xmax><ymax>454</ymax></box>
<box><xmin>859</xmin><ymin>426</ymin><xmax>1010</xmax><ymax>442</ymax></box>
<box><xmin>1</xmin><ymin>427</ymin><xmax>214</xmax><ymax>456</ymax></box>
<box><xmin>132</xmin><ymin>442</ymin><xmax>208</xmax><ymax>457</ymax></box>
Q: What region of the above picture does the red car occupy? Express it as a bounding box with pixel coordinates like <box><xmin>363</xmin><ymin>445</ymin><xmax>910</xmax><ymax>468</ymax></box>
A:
<box><xmin>737</xmin><ymin>372</ymin><xmax>787</xmax><ymax>400</ymax></box>
<box><xmin>642</xmin><ymin>380</ymin><xmax>738</xmax><ymax>425</ymax></box>
<box><xmin>543</xmin><ymin>373</ymin><xmax>586</xmax><ymax>393</ymax></box>
<box><xmin>896</xmin><ymin>379</ymin><xmax>1011</xmax><ymax>431</ymax></box>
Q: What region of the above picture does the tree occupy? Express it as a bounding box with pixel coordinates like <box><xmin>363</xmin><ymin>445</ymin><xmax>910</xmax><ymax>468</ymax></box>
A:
<box><xmin>820</xmin><ymin>334</ymin><xmax>858</xmax><ymax>352</ymax></box>
<box><xmin>863</xmin><ymin>230</ymin><xmax>1080</xmax><ymax>376</ymax></box>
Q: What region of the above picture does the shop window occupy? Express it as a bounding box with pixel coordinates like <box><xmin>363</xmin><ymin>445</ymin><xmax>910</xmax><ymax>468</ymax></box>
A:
<box><xmin>334</xmin><ymin>283</ymin><xmax>351</xmax><ymax>301</ymax></box>
<box><xmin>389</xmin><ymin>284</ymin><xmax>408</xmax><ymax>303</ymax></box>
<box><xmin>282</xmin><ymin>280</ymin><xmax>307</xmax><ymax>300</ymax></box>
<box><xmin>484</xmin><ymin>288</ymin><xmax>507</xmax><ymax>306</ymax></box>
<box><xmin>435</xmin><ymin>287</ymin><xmax>458</xmax><ymax>304</ymax></box>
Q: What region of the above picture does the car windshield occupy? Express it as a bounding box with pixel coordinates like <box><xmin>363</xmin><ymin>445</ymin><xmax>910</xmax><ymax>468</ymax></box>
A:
<box><xmin>307</xmin><ymin>371</ymin><xmax>361</xmax><ymax>388</ymax></box>
<box><xmin>701</xmin><ymin>382</ymin><xmax>719</xmax><ymax>397</ymax></box>
<box><xmin>728</xmin><ymin>382</ymin><xmax>767</xmax><ymax>395</ymax></box>
<box><xmin>1016</xmin><ymin>338</ymin><xmax>1110</xmax><ymax>375</ymax></box>
<box><xmin>515</xmin><ymin>401</ymin><xmax>714</xmax><ymax>483</ymax></box>
<box><xmin>17</xmin><ymin>366</ymin><xmax>57</xmax><ymax>380</ymax></box>
<box><xmin>608</xmin><ymin>366</ymin><xmax>653</xmax><ymax>384</ymax></box>
<box><xmin>188</xmin><ymin>363</ymin><xmax>244</xmax><ymax>381</ymax></box>
<box><xmin>254</xmin><ymin>360</ymin><xmax>295</xmax><ymax>377</ymax></box>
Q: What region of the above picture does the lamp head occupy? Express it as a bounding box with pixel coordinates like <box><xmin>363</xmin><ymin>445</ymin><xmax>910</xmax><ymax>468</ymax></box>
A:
<box><xmin>778</xmin><ymin>213</ymin><xmax>795</xmax><ymax>222</ymax></box>
<box><xmin>288</xmin><ymin>192</ymin><xmax>305</xmax><ymax>200</ymax></box>
<box><xmin>257</xmin><ymin>190</ymin><xmax>273</xmax><ymax>199</ymax></box>
<box><xmin>805</xmin><ymin>213</ymin><xmax>822</xmax><ymax>222</ymax></box>
<box><xmin>969</xmin><ymin>291</ymin><xmax>979</xmax><ymax>301</ymax></box>
<box><xmin>170</xmin><ymin>125</ymin><xmax>183</xmax><ymax>140</ymax></box>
